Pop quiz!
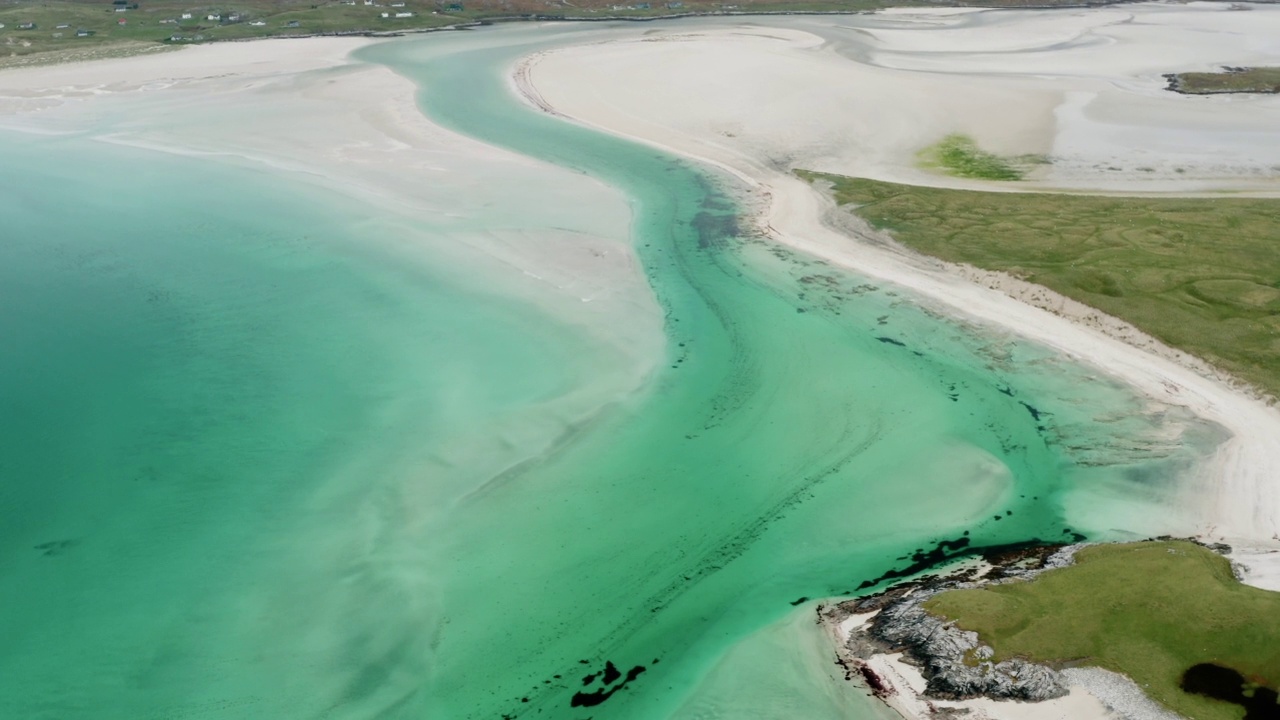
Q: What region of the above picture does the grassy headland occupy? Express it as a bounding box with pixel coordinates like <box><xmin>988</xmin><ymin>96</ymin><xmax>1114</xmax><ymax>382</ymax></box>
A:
<box><xmin>1166</xmin><ymin>67</ymin><xmax>1280</xmax><ymax>95</ymax></box>
<box><xmin>924</xmin><ymin>541</ymin><xmax>1280</xmax><ymax>720</ymax></box>
<box><xmin>0</xmin><ymin>0</ymin><xmax>1140</xmax><ymax>65</ymax></box>
<box><xmin>798</xmin><ymin>171</ymin><xmax>1280</xmax><ymax>399</ymax></box>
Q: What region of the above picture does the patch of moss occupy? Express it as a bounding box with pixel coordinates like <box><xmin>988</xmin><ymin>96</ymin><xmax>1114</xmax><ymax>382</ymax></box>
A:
<box><xmin>918</xmin><ymin>134</ymin><xmax>1033</xmax><ymax>181</ymax></box>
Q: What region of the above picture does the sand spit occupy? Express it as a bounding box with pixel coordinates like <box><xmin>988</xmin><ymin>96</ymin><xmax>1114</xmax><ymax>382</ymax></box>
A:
<box><xmin>518</xmin><ymin>5</ymin><xmax>1280</xmax><ymax>551</ymax></box>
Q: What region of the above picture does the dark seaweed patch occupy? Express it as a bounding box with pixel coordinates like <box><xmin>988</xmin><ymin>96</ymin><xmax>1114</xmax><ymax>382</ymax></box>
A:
<box><xmin>876</xmin><ymin>337</ymin><xmax>906</xmax><ymax>347</ymax></box>
<box><xmin>1019</xmin><ymin>401</ymin><xmax>1045</xmax><ymax>422</ymax></box>
<box><xmin>691</xmin><ymin>211</ymin><xmax>740</xmax><ymax>251</ymax></box>
<box><xmin>790</xmin><ymin>596</ymin><xmax>809</xmax><ymax>606</ymax></box>
<box><xmin>855</xmin><ymin>537</ymin><xmax>1056</xmax><ymax>591</ymax></box>
<box><xmin>33</xmin><ymin>539</ymin><xmax>76</xmax><ymax>557</ymax></box>
<box><xmin>569</xmin><ymin>661</ymin><xmax>647</xmax><ymax>708</ymax></box>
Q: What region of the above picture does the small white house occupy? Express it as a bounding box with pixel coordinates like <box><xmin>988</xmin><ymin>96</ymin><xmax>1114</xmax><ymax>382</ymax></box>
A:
<box><xmin>249</xmin><ymin>20</ymin><xmax>266</xmax><ymax>25</ymax></box>
<box><xmin>395</xmin><ymin>11</ymin><xmax>413</xmax><ymax>17</ymax></box>
<box><xmin>181</xmin><ymin>12</ymin><xmax>192</xmax><ymax>19</ymax></box>
<box><xmin>207</xmin><ymin>14</ymin><xmax>220</xmax><ymax>21</ymax></box>
<box><xmin>390</xmin><ymin>2</ymin><xmax>405</xmax><ymax>6</ymax></box>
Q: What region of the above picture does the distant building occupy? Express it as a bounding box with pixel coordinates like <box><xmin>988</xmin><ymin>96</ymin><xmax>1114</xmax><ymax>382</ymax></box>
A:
<box><xmin>207</xmin><ymin>14</ymin><xmax>220</xmax><ymax>20</ymax></box>
<box><xmin>390</xmin><ymin>2</ymin><xmax>405</xmax><ymax>6</ymax></box>
<box><xmin>666</xmin><ymin>1</ymin><xmax>683</xmax><ymax>7</ymax></box>
<box><xmin>395</xmin><ymin>11</ymin><xmax>414</xmax><ymax>16</ymax></box>
<box><xmin>56</xmin><ymin>23</ymin><xmax>70</xmax><ymax>28</ymax></box>
<box><xmin>227</xmin><ymin>13</ymin><xmax>241</xmax><ymax>21</ymax></box>
<box><xmin>77</xmin><ymin>29</ymin><xmax>95</xmax><ymax>37</ymax></box>
<box><xmin>181</xmin><ymin>12</ymin><xmax>192</xmax><ymax>19</ymax></box>
<box><xmin>18</xmin><ymin>22</ymin><xmax>37</xmax><ymax>29</ymax></box>
<box><xmin>249</xmin><ymin>20</ymin><xmax>266</xmax><ymax>26</ymax></box>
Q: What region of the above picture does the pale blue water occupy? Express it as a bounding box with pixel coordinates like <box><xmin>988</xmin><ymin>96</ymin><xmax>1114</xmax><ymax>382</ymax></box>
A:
<box><xmin>0</xmin><ymin>23</ymin><xmax>1216</xmax><ymax>720</ymax></box>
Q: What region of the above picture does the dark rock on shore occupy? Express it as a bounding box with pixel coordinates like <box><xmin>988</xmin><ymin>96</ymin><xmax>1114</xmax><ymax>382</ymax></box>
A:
<box><xmin>824</xmin><ymin>543</ymin><xmax>1081</xmax><ymax>705</ymax></box>
<box><xmin>872</xmin><ymin>589</ymin><xmax>1069</xmax><ymax>701</ymax></box>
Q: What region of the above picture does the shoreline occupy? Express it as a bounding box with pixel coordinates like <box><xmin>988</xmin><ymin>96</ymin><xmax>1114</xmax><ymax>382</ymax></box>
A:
<box><xmin>818</xmin><ymin>540</ymin><xmax>1233</xmax><ymax>720</ymax></box>
<box><xmin>513</xmin><ymin>14</ymin><xmax>1280</xmax><ymax>547</ymax></box>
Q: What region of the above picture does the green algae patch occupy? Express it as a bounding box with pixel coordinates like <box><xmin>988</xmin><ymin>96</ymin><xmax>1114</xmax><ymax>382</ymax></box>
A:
<box><xmin>924</xmin><ymin>541</ymin><xmax>1280</xmax><ymax>720</ymax></box>
<box><xmin>917</xmin><ymin>134</ymin><xmax>1043</xmax><ymax>181</ymax></box>
<box><xmin>797</xmin><ymin>171</ymin><xmax>1280</xmax><ymax>400</ymax></box>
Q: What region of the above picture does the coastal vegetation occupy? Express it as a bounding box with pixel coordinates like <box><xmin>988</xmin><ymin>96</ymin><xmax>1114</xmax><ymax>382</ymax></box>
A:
<box><xmin>917</xmin><ymin>133</ymin><xmax>1044</xmax><ymax>181</ymax></box>
<box><xmin>923</xmin><ymin>541</ymin><xmax>1280</xmax><ymax>720</ymax></box>
<box><xmin>1166</xmin><ymin>66</ymin><xmax>1280</xmax><ymax>95</ymax></box>
<box><xmin>799</xmin><ymin>171</ymin><xmax>1280</xmax><ymax>399</ymax></box>
<box><xmin>0</xmin><ymin>0</ymin><xmax>1143</xmax><ymax>65</ymax></box>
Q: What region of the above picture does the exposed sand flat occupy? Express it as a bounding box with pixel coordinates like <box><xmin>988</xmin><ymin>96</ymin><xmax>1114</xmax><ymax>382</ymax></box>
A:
<box><xmin>519</xmin><ymin>7</ymin><xmax>1280</xmax><ymax>554</ymax></box>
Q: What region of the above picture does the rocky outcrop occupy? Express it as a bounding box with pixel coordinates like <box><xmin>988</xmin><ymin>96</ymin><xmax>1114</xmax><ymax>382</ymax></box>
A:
<box><xmin>869</xmin><ymin>590</ymin><xmax>1068</xmax><ymax>701</ymax></box>
<box><xmin>827</xmin><ymin>543</ymin><xmax>1082</xmax><ymax>705</ymax></box>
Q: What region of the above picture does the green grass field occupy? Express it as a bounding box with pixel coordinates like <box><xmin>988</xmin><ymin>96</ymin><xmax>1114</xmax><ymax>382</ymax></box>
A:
<box><xmin>924</xmin><ymin>541</ymin><xmax>1280</xmax><ymax>720</ymax></box>
<box><xmin>1170</xmin><ymin>67</ymin><xmax>1280</xmax><ymax>95</ymax></box>
<box><xmin>799</xmin><ymin>171</ymin><xmax>1280</xmax><ymax>400</ymax></box>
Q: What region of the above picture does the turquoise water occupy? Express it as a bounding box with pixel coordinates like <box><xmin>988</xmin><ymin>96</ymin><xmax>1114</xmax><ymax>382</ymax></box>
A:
<box><xmin>0</xmin><ymin>24</ymin><xmax>1212</xmax><ymax>720</ymax></box>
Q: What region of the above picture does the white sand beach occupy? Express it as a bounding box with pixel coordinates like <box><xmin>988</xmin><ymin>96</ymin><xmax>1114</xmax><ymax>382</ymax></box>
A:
<box><xmin>519</xmin><ymin>4</ymin><xmax>1280</xmax><ymax>551</ymax></box>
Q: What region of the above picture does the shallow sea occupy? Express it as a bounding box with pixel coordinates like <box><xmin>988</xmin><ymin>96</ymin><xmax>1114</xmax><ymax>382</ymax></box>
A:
<box><xmin>0</xmin><ymin>22</ymin><xmax>1217</xmax><ymax>720</ymax></box>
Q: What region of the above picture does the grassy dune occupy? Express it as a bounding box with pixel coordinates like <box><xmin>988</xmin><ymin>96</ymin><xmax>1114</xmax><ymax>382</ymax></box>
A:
<box><xmin>799</xmin><ymin>171</ymin><xmax>1280</xmax><ymax>399</ymax></box>
<box><xmin>924</xmin><ymin>541</ymin><xmax>1280</xmax><ymax>720</ymax></box>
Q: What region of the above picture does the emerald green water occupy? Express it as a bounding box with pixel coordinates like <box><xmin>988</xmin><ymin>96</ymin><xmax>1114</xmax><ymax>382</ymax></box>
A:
<box><xmin>0</xmin><ymin>23</ymin><xmax>1212</xmax><ymax>720</ymax></box>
